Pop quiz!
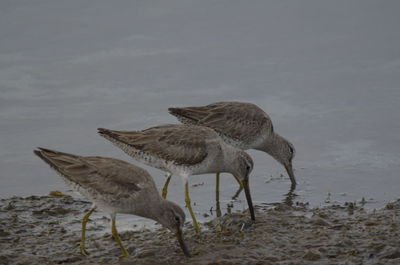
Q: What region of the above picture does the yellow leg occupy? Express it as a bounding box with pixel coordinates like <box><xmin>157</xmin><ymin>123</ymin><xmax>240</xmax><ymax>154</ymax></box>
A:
<box><xmin>161</xmin><ymin>173</ymin><xmax>172</xmax><ymax>199</ymax></box>
<box><xmin>80</xmin><ymin>207</ymin><xmax>96</xmax><ymax>255</ymax></box>
<box><xmin>231</xmin><ymin>176</ymin><xmax>244</xmax><ymax>200</ymax></box>
<box><xmin>215</xmin><ymin>173</ymin><xmax>221</xmax><ymax>217</ymax></box>
<box><xmin>184</xmin><ymin>182</ymin><xmax>201</xmax><ymax>233</ymax></box>
<box><xmin>111</xmin><ymin>216</ymin><xmax>129</xmax><ymax>258</ymax></box>
<box><xmin>233</xmin><ymin>175</ymin><xmax>243</xmax><ymax>188</ymax></box>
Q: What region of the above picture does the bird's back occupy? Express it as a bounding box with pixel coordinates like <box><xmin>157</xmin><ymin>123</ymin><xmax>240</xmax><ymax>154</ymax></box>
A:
<box><xmin>168</xmin><ymin>101</ymin><xmax>273</xmax><ymax>149</ymax></box>
<box><xmin>98</xmin><ymin>125</ymin><xmax>222</xmax><ymax>168</ymax></box>
<box><xmin>34</xmin><ymin>148</ymin><xmax>159</xmax><ymax>213</ymax></box>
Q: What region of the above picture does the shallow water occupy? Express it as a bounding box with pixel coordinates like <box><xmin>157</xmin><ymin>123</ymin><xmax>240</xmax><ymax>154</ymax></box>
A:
<box><xmin>1</xmin><ymin>0</ymin><xmax>399</xmax><ymax>226</ymax></box>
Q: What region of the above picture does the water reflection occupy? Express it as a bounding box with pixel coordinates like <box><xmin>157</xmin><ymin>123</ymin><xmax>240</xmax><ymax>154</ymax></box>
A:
<box><xmin>212</xmin><ymin>180</ymin><xmax>298</xmax><ymax>219</ymax></box>
<box><xmin>282</xmin><ymin>186</ymin><xmax>297</xmax><ymax>206</ymax></box>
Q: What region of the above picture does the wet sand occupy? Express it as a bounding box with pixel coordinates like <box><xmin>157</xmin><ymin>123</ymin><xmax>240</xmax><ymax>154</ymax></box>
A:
<box><xmin>1</xmin><ymin>194</ymin><xmax>399</xmax><ymax>265</ymax></box>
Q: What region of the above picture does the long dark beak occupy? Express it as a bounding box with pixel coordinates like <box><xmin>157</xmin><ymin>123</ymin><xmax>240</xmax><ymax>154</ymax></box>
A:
<box><xmin>241</xmin><ymin>177</ymin><xmax>255</xmax><ymax>221</ymax></box>
<box><xmin>284</xmin><ymin>163</ymin><xmax>296</xmax><ymax>189</ymax></box>
<box><xmin>176</xmin><ymin>228</ymin><xmax>191</xmax><ymax>257</ymax></box>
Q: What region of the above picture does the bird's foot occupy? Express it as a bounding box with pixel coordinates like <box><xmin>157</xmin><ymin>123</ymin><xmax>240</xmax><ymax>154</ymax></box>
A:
<box><xmin>80</xmin><ymin>246</ymin><xmax>90</xmax><ymax>256</ymax></box>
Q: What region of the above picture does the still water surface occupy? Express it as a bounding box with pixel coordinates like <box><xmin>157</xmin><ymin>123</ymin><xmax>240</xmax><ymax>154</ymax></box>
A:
<box><xmin>1</xmin><ymin>1</ymin><xmax>399</xmax><ymax>227</ymax></box>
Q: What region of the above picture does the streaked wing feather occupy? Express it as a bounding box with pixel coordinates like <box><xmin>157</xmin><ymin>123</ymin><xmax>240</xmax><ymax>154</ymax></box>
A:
<box><xmin>169</xmin><ymin>102</ymin><xmax>272</xmax><ymax>141</ymax></box>
<box><xmin>99</xmin><ymin>125</ymin><xmax>212</xmax><ymax>165</ymax></box>
<box><xmin>34</xmin><ymin>148</ymin><xmax>153</xmax><ymax>199</ymax></box>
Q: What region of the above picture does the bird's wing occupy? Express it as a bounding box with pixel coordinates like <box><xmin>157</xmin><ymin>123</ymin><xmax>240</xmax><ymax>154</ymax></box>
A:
<box><xmin>169</xmin><ymin>101</ymin><xmax>272</xmax><ymax>141</ymax></box>
<box><xmin>34</xmin><ymin>148</ymin><xmax>154</xmax><ymax>199</ymax></box>
<box><xmin>98</xmin><ymin>124</ymin><xmax>213</xmax><ymax>165</ymax></box>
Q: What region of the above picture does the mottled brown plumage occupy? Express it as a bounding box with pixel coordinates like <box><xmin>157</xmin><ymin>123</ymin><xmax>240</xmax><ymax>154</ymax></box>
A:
<box><xmin>169</xmin><ymin>102</ymin><xmax>273</xmax><ymax>147</ymax></box>
<box><xmin>34</xmin><ymin>148</ymin><xmax>145</xmax><ymax>200</ymax></box>
<box><xmin>98</xmin><ymin>124</ymin><xmax>256</xmax><ymax>231</ymax></box>
<box><xmin>98</xmin><ymin>124</ymin><xmax>211</xmax><ymax>166</ymax></box>
<box><xmin>168</xmin><ymin>101</ymin><xmax>296</xmax><ymax>188</ymax></box>
<box><xmin>33</xmin><ymin>147</ymin><xmax>190</xmax><ymax>257</ymax></box>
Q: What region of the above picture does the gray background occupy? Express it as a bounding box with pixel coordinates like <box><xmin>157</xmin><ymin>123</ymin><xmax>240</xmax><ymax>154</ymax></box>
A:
<box><xmin>1</xmin><ymin>0</ymin><xmax>399</xmax><ymax>223</ymax></box>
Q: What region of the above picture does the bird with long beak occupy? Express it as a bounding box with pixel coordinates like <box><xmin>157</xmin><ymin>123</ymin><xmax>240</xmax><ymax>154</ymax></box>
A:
<box><xmin>98</xmin><ymin>124</ymin><xmax>255</xmax><ymax>233</ymax></box>
<box><xmin>34</xmin><ymin>147</ymin><xmax>191</xmax><ymax>258</ymax></box>
<box><xmin>168</xmin><ymin>101</ymin><xmax>296</xmax><ymax>196</ymax></box>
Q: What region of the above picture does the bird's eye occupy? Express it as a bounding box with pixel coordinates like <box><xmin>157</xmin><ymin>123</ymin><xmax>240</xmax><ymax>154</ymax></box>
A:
<box><xmin>288</xmin><ymin>146</ymin><xmax>294</xmax><ymax>155</ymax></box>
<box><xmin>246</xmin><ymin>165</ymin><xmax>251</xmax><ymax>172</ymax></box>
<box><xmin>174</xmin><ymin>216</ymin><xmax>180</xmax><ymax>223</ymax></box>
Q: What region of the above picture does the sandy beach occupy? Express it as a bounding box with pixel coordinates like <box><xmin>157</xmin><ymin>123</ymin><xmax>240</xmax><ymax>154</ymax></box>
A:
<box><xmin>1</xmin><ymin>193</ymin><xmax>399</xmax><ymax>265</ymax></box>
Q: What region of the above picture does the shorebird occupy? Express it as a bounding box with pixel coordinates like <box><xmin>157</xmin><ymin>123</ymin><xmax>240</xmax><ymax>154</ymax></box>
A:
<box><xmin>98</xmin><ymin>124</ymin><xmax>255</xmax><ymax>232</ymax></box>
<box><xmin>168</xmin><ymin>101</ymin><xmax>296</xmax><ymax>196</ymax></box>
<box><xmin>33</xmin><ymin>147</ymin><xmax>190</xmax><ymax>258</ymax></box>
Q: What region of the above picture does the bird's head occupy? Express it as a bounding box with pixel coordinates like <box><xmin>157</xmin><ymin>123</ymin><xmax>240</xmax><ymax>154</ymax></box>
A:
<box><xmin>158</xmin><ymin>200</ymin><xmax>191</xmax><ymax>257</ymax></box>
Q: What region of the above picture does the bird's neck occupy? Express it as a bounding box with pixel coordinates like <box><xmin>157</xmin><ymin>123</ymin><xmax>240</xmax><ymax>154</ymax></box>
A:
<box><xmin>256</xmin><ymin>132</ymin><xmax>283</xmax><ymax>162</ymax></box>
<box><xmin>219</xmin><ymin>144</ymin><xmax>253</xmax><ymax>178</ymax></box>
<box><xmin>131</xmin><ymin>197</ymin><xmax>164</xmax><ymax>221</ymax></box>
<box><xmin>221</xmin><ymin>144</ymin><xmax>242</xmax><ymax>172</ymax></box>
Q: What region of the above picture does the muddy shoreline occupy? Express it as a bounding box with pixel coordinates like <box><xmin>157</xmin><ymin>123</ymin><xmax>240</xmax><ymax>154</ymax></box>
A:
<box><xmin>1</xmin><ymin>194</ymin><xmax>399</xmax><ymax>265</ymax></box>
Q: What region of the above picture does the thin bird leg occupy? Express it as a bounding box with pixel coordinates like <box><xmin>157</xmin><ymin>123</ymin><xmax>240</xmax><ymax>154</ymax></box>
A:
<box><xmin>111</xmin><ymin>215</ymin><xmax>129</xmax><ymax>258</ymax></box>
<box><xmin>161</xmin><ymin>173</ymin><xmax>172</xmax><ymax>199</ymax></box>
<box><xmin>231</xmin><ymin>176</ymin><xmax>244</xmax><ymax>200</ymax></box>
<box><xmin>185</xmin><ymin>181</ymin><xmax>201</xmax><ymax>232</ymax></box>
<box><xmin>231</xmin><ymin>186</ymin><xmax>244</xmax><ymax>200</ymax></box>
<box><xmin>215</xmin><ymin>173</ymin><xmax>221</xmax><ymax>217</ymax></box>
<box><xmin>80</xmin><ymin>206</ymin><xmax>96</xmax><ymax>255</ymax></box>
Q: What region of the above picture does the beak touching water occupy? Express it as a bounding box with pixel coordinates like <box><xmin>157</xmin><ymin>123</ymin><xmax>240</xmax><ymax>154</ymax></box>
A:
<box><xmin>176</xmin><ymin>228</ymin><xmax>191</xmax><ymax>257</ymax></box>
<box><xmin>284</xmin><ymin>163</ymin><xmax>296</xmax><ymax>189</ymax></box>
